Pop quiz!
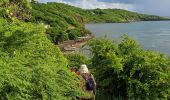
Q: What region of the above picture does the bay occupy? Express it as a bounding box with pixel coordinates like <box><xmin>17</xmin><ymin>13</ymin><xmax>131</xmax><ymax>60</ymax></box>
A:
<box><xmin>85</xmin><ymin>21</ymin><xmax>170</xmax><ymax>55</ymax></box>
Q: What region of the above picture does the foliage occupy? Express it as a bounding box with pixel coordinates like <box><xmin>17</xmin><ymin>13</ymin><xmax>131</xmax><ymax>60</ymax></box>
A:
<box><xmin>0</xmin><ymin>19</ymin><xmax>91</xmax><ymax>99</ymax></box>
<box><xmin>65</xmin><ymin>53</ymin><xmax>89</xmax><ymax>68</ymax></box>
<box><xmin>0</xmin><ymin>0</ymin><xmax>31</xmax><ymax>20</ymax></box>
<box><xmin>88</xmin><ymin>36</ymin><xmax>170</xmax><ymax>99</ymax></box>
<box><xmin>46</xmin><ymin>28</ymin><xmax>69</xmax><ymax>44</ymax></box>
<box><xmin>30</xmin><ymin>2</ymin><xmax>89</xmax><ymax>44</ymax></box>
<box><xmin>67</xmin><ymin>28</ymin><xmax>82</xmax><ymax>40</ymax></box>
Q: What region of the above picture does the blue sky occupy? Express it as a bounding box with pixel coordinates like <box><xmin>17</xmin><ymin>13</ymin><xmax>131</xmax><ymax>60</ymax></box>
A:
<box><xmin>37</xmin><ymin>0</ymin><xmax>170</xmax><ymax>16</ymax></box>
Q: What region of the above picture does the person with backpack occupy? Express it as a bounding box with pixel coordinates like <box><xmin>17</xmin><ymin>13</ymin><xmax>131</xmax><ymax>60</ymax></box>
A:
<box><xmin>79</xmin><ymin>64</ymin><xmax>96</xmax><ymax>99</ymax></box>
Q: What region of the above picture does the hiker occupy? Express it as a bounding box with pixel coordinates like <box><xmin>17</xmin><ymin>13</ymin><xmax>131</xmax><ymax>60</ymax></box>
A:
<box><xmin>79</xmin><ymin>64</ymin><xmax>96</xmax><ymax>99</ymax></box>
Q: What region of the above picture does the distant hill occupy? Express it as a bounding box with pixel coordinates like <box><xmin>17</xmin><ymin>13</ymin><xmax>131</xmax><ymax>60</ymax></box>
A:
<box><xmin>31</xmin><ymin>2</ymin><xmax>169</xmax><ymax>44</ymax></box>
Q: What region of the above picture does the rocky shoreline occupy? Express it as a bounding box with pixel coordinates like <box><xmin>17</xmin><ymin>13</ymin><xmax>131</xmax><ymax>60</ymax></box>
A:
<box><xmin>58</xmin><ymin>35</ymin><xmax>94</xmax><ymax>53</ymax></box>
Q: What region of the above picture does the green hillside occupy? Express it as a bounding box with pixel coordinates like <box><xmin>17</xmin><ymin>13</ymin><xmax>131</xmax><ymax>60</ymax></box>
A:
<box><xmin>31</xmin><ymin>2</ymin><xmax>91</xmax><ymax>44</ymax></box>
<box><xmin>0</xmin><ymin>18</ymin><xmax>93</xmax><ymax>99</ymax></box>
<box><xmin>85</xmin><ymin>9</ymin><xmax>168</xmax><ymax>23</ymax></box>
<box><xmin>31</xmin><ymin>2</ymin><xmax>169</xmax><ymax>44</ymax></box>
<box><xmin>0</xmin><ymin>1</ymin><xmax>93</xmax><ymax>98</ymax></box>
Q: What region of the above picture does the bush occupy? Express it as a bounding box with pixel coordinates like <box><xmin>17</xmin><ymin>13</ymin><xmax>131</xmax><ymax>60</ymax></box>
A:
<box><xmin>46</xmin><ymin>28</ymin><xmax>69</xmax><ymax>44</ymax></box>
<box><xmin>0</xmin><ymin>19</ymin><xmax>88</xmax><ymax>99</ymax></box>
<box><xmin>65</xmin><ymin>53</ymin><xmax>89</xmax><ymax>68</ymax></box>
<box><xmin>67</xmin><ymin>29</ymin><xmax>81</xmax><ymax>40</ymax></box>
<box><xmin>88</xmin><ymin>36</ymin><xmax>170</xmax><ymax>99</ymax></box>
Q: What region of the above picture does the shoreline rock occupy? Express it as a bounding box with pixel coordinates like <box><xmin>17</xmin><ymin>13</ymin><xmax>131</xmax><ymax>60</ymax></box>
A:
<box><xmin>58</xmin><ymin>35</ymin><xmax>94</xmax><ymax>53</ymax></box>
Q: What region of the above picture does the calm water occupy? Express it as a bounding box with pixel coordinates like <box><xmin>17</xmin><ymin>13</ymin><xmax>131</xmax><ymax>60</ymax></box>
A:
<box><xmin>85</xmin><ymin>21</ymin><xmax>170</xmax><ymax>55</ymax></box>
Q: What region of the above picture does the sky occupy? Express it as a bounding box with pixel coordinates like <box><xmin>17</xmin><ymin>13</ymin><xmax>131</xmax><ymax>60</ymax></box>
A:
<box><xmin>37</xmin><ymin>0</ymin><xmax>170</xmax><ymax>16</ymax></box>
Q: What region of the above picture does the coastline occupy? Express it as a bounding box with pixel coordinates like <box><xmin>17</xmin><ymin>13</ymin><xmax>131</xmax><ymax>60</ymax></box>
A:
<box><xmin>58</xmin><ymin>19</ymin><xmax>170</xmax><ymax>53</ymax></box>
<box><xmin>86</xmin><ymin>19</ymin><xmax>170</xmax><ymax>24</ymax></box>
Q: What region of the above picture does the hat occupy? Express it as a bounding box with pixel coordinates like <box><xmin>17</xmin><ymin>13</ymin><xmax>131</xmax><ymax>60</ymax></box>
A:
<box><xmin>79</xmin><ymin>64</ymin><xmax>89</xmax><ymax>74</ymax></box>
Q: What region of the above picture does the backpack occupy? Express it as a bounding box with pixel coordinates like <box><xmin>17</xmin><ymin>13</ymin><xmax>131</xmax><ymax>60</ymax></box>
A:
<box><xmin>86</xmin><ymin>74</ymin><xmax>94</xmax><ymax>91</ymax></box>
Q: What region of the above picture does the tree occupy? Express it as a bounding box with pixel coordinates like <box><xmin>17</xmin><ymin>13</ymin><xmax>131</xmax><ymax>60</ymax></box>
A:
<box><xmin>88</xmin><ymin>36</ymin><xmax>170</xmax><ymax>99</ymax></box>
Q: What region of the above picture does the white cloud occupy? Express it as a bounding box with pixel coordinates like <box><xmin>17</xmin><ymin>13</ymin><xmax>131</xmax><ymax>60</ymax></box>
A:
<box><xmin>74</xmin><ymin>0</ymin><xmax>134</xmax><ymax>10</ymax></box>
<box><xmin>37</xmin><ymin>0</ymin><xmax>170</xmax><ymax>16</ymax></box>
<box><xmin>38</xmin><ymin>0</ymin><xmax>134</xmax><ymax>10</ymax></box>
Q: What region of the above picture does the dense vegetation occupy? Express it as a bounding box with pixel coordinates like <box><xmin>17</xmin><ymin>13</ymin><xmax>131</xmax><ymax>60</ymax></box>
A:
<box><xmin>0</xmin><ymin>18</ymin><xmax>91</xmax><ymax>99</ymax></box>
<box><xmin>87</xmin><ymin>36</ymin><xmax>170</xmax><ymax>99</ymax></box>
<box><xmin>0</xmin><ymin>0</ymin><xmax>31</xmax><ymax>20</ymax></box>
<box><xmin>30</xmin><ymin>2</ymin><xmax>169</xmax><ymax>44</ymax></box>
<box><xmin>65</xmin><ymin>53</ymin><xmax>89</xmax><ymax>68</ymax></box>
<box><xmin>31</xmin><ymin>2</ymin><xmax>91</xmax><ymax>44</ymax></box>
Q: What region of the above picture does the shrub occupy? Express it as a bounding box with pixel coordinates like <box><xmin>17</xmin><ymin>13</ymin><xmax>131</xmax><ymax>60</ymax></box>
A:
<box><xmin>46</xmin><ymin>28</ymin><xmax>69</xmax><ymax>44</ymax></box>
<box><xmin>0</xmin><ymin>19</ymin><xmax>88</xmax><ymax>99</ymax></box>
<box><xmin>67</xmin><ymin>29</ymin><xmax>81</xmax><ymax>40</ymax></box>
<box><xmin>65</xmin><ymin>53</ymin><xmax>89</xmax><ymax>68</ymax></box>
<box><xmin>88</xmin><ymin>36</ymin><xmax>170</xmax><ymax>99</ymax></box>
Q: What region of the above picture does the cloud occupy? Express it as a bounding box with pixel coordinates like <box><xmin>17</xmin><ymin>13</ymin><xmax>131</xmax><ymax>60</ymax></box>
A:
<box><xmin>101</xmin><ymin>0</ymin><xmax>170</xmax><ymax>16</ymax></box>
<box><xmin>37</xmin><ymin>0</ymin><xmax>134</xmax><ymax>10</ymax></box>
<box><xmin>37</xmin><ymin>0</ymin><xmax>170</xmax><ymax>16</ymax></box>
